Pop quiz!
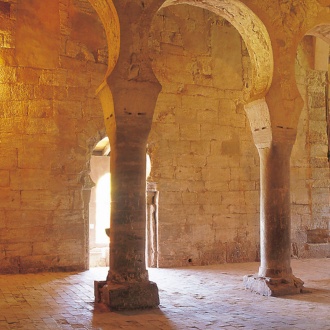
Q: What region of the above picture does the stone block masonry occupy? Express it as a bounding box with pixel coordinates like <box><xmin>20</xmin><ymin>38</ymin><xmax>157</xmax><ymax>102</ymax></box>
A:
<box><xmin>0</xmin><ymin>0</ymin><xmax>107</xmax><ymax>274</ymax></box>
<box><xmin>148</xmin><ymin>4</ymin><xmax>330</xmax><ymax>268</ymax></box>
<box><xmin>148</xmin><ymin>5</ymin><xmax>259</xmax><ymax>267</ymax></box>
<box><xmin>292</xmin><ymin>40</ymin><xmax>330</xmax><ymax>260</ymax></box>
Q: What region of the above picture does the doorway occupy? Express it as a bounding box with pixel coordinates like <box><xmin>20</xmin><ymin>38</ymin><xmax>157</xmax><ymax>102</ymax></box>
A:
<box><xmin>89</xmin><ymin>137</ymin><xmax>110</xmax><ymax>267</ymax></box>
<box><xmin>88</xmin><ymin>137</ymin><xmax>157</xmax><ymax>267</ymax></box>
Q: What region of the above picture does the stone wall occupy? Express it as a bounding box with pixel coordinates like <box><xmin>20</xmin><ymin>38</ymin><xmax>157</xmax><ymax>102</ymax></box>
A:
<box><xmin>292</xmin><ymin>36</ymin><xmax>330</xmax><ymax>258</ymax></box>
<box><xmin>148</xmin><ymin>5</ymin><xmax>260</xmax><ymax>267</ymax></box>
<box><xmin>0</xmin><ymin>0</ymin><xmax>107</xmax><ymax>273</ymax></box>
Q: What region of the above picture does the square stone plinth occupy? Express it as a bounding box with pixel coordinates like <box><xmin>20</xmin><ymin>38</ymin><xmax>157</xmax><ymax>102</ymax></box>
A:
<box><xmin>95</xmin><ymin>280</ymin><xmax>160</xmax><ymax>310</ymax></box>
<box><xmin>243</xmin><ymin>274</ymin><xmax>304</xmax><ymax>297</ymax></box>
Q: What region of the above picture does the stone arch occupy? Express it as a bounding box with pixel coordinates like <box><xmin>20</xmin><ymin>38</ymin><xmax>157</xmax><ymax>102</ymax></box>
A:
<box><xmin>85</xmin><ymin>0</ymin><xmax>119</xmax><ymax>188</ymax></box>
<box><xmin>306</xmin><ymin>24</ymin><xmax>330</xmax><ymax>43</ymax></box>
<box><xmin>148</xmin><ymin>4</ymin><xmax>263</xmax><ymax>267</ymax></box>
<box><xmin>86</xmin><ymin>0</ymin><xmax>120</xmax><ymax>78</ymax></box>
<box><xmin>159</xmin><ymin>0</ymin><xmax>273</xmax><ymax>101</ymax></box>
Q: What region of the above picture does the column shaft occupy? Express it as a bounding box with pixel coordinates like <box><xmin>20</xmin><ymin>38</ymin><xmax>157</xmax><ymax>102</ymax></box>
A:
<box><xmin>108</xmin><ymin>142</ymin><xmax>148</xmax><ymax>282</ymax></box>
<box><xmin>244</xmin><ymin>140</ymin><xmax>304</xmax><ymax>296</ymax></box>
<box><xmin>258</xmin><ymin>143</ymin><xmax>292</xmax><ymax>278</ymax></box>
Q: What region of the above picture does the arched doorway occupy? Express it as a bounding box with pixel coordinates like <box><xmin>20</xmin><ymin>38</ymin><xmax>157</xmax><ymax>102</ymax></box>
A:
<box><xmin>148</xmin><ymin>2</ymin><xmax>272</xmax><ymax>267</ymax></box>
<box><xmin>89</xmin><ymin>137</ymin><xmax>111</xmax><ymax>267</ymax></box>
<box><xmin>292</xmin><ymin>26</ymin><xmax>330</xmax><ymax>259</ymax></box>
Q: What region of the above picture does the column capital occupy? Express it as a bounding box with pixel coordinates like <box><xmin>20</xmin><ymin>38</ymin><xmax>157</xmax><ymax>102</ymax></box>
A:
<box><xmin>245</xmin><ymin>96</ymin><xmax>303</xmax><ymax>149</ymax></box>
<box><xmin>245</xmin><ymin>98</ymin><xmax>272</xmax><ymax>149</ymax></box>
<box><xmin>95</xmin><ymin>0</ymin><xmax>163</xmax><ymax>145</ymax></box>
<box><xmin>96</xmin><ymin>78</ymin><xmax>161</xmax><ymax>145</ymax></box>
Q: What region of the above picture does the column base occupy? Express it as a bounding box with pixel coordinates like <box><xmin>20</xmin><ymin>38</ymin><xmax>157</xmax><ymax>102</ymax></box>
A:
<box><xmin>94</xmin><ymin>280</ymin><xmax>160</xmax><ymax>310</ymax></box>
<box><xmin>243</xmin><ymin>274</ymin><xmax>304</xmax><ymax>297</ymax></box>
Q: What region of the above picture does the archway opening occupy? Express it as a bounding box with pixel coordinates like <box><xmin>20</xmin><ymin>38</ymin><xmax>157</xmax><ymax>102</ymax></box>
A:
<box><xmin>89</xmin><ymin>137</ymin><xmax>111</xmax><ymax>267</ymax></box>
<box><xmin>148</xmin><ymin>3</ymin><xmax>266</xmax><ymax>268</ymax></box>
<box><xmin>292</xmin><ymin>26</ymin><xmax>330</xmax><ymax>259</ymax></box>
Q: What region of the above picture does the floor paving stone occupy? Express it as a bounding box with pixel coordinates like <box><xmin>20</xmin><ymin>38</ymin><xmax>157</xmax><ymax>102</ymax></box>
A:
<box><xmin>0</xmin><ymin>258</ymin><xmax>329</xmax><ymax>329</ymax></box>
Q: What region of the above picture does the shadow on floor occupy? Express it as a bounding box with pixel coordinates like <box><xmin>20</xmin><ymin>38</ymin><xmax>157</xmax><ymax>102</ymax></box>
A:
<box><xmin>92</xmin><ymin>302</ymin><xmax>177</xmax><ymax>329</ymax></box>
<box><xmin>281</xmin><ymin>287</ymin><xmax>330</xmax><ymax>304</ymax></box>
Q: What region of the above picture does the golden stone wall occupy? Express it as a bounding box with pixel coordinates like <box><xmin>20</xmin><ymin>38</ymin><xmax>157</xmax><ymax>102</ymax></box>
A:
<box><xmin>292</xmin><ymin>36</ymin><xmax>330</xmax><ymax>258</ymax></box>
<box><xmin>148</xmin><ymin>4</ymin><xmax>330</xmax><ymax>267</ymax></box>
<box><xmin>148</xmin><ymin>5</ymin><xmax>260</xmax><ymax>266</ymax></box>
<box><xmin>0</xmin><ymin>0</ymin><xmax>107</xmax><ymax>273</ymax></box>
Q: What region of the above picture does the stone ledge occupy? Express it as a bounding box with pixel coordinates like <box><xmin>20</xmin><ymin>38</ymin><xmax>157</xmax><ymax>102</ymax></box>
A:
<box><xmin>94</xmin><ymin>280</ymin><xmax>160</xmax><ymax>310</ymax></box>
<box><xmin>243</xmin><ymin>274</ymin><xmax>304</xmax><ymax>297</ymax></box>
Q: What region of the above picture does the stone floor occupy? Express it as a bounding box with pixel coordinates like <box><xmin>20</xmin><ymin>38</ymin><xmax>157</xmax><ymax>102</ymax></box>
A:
<box><xmin>0</xmin><ymin>258</ymin><xmax>329</xmax><ymax>329</ymax></box>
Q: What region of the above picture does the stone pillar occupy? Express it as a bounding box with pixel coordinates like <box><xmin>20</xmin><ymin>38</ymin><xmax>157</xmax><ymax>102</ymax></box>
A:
<box><xmin>147</xmin><ymin>182</ymin><xmax>159</xmax><ymax>268</ymax></box>
<box><xmin>94</xmin><ymin>81</ymin><xmax>161</xmax><ymax>309</ymax></box>
<box><xmin>100</xmin><ymin>138</ymin><xmax>159</xmax><ymax>309</ymax></box>
<box><xmin>258</xmin><ymin>143</ymin><xmax>293</xmax><ymax>279</ymax></box>
<box><xmin>244</xmin><ymin>99</ymin><xmax>304</xmax><ymax>296</ymax></box>
<box><xmin>82</xmin><ymin>174</ymin><xmax>95</xmax><ymax>269</ymax></box>
<box><xmin>244</xmin><ymin>141</ymin><xmax>304</xmax><ymax>296</ymax></box>
<box><xmin>93</xmin><ymin>1</ymin><xmax>163</xmax><ymax>310</ymax></box>
<box><xmin>107</xmin><ymin>140</ymin><xmax>149</xmax><ymax>283</ymax></box>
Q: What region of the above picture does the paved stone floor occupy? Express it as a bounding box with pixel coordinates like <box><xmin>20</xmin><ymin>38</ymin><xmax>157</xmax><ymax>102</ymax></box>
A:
<box><xmin>0</xmin><ymin>258</ymin><xmax>329</xmax><ymax>329</ymax></box>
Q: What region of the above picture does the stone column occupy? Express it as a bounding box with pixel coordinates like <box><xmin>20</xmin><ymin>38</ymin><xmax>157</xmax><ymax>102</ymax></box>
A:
<box><xmin>82</xmin><ymin>174</ymin><xmax>95</xmax><ymax>269</ymax></box>
<box><xmin>93</xmin><ymin>1</ymin><xmax>163</xmax><ymax>309</ymax></box>
<box><xmin>258</xmin><ymin>143</ymin><xmax>293</xmax><ymax>279</ymax></box>
<box><xmin>147</xmin><ymin>182</ymin><xmax>159</xmax><ymax>268</ymax></box>
<box><xmin>107</xmin><ymin>140</ymin><xmax>150</xmax><ymax>283</ymax></box>
<box><xmin>244</xmin><ymin>141</ymin><xmax>304</xmax><ymax>296</ymax></box>
<box><xmin>243</xmin><ymin>99</ymin><xmax>304</xmax><ymax>296</ymax></box>
<box><xmin>94</xmin><ymin>81</ymin><xmax>161</xmax><ymax>310</ymax></box>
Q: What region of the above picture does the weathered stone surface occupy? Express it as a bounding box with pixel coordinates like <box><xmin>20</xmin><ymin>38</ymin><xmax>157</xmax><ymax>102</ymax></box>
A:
<box><xmin>148</xmin><ymin>6</ymin><xmax>261</xmax><ymax>267</ymax></box>
<box><xmin>95</xmin><ymin>281</ymin><xmax>160</xmax><ymax>310</ymax></box>
<box><xmin>0</xmin><ymin>0</ymin><xmax>106</xmax><ymax>274</ymax></box>
<box><xmin>0</xmin><ymin>170</ymin><xmax>9</xmax><ymax>187</ymax></box>
<box><xmin>243</xmin><ymin>274</ymin><xmax>304</xmax><ymax>297</ymax></box>
<box><xmin>291</xmin><ymin>51</ymin><xmax>330</xmax><ymax>260</ymax></box>
<box><xmin>16</xmin><ymin>0</ymin><xmax>60</xmax><ymax>69</ymax></box>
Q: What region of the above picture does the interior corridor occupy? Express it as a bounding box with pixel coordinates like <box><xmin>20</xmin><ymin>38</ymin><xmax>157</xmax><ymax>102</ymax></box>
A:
<box><xmin>0</xmin><ymin>258</ymin><xmax>329</xmax><ymax>330</ymax></box>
